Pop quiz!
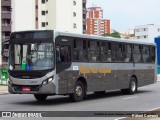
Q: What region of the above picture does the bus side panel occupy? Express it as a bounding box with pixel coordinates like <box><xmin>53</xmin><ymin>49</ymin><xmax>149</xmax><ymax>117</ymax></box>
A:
<box><xmin>138</xmin><ymin>69</ymin><xmax>155</xmax><ymax>87</ymax></box>
<box><xmin>116</xmin><ymin>70</ymin><xmax>132</xmax><ymax>89</ymax></box>
<box><xmin>58</xmin><ymin>71</ymin><xmax>70</xmax><ymax>94</ymax></box>
<box><xmin>67</xmin><ymin>63</ymin><xmax>117</xmax><ymax>93</ymax></box>
<box><xmin>57</xmin><ymin>63</ymin><xmax>156</xmax><ymax>95</ymax></box>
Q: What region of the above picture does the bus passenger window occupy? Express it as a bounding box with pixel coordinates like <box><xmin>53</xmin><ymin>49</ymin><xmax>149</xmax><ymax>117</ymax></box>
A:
<box><xmin>150</xmin><ymin>47</ymin><xmax>155</xmax><ymax>63</ymax></box>
<box><xmin>74</xmin><ymin>39</ymin><xmax>88</xmax><ymax>61</ymax></box>
<box><xmin>89</xmin><ymin>41</ymin><xmax>100</xmax><ymax>62</ymax></box>
<box><xmin>142</xmin><ymin>46</ymin><xmax>150</xmax><ymax>63</ymax></box>
<box><xmin>123</xmin><ymin>44</ymin><xmax>132</xmax><ymax>62</ymax></box>
<box><xmin>116</xmin><ymin>44</ymin><xmax>123</xmax><ymax>62</ymax></box>
<box><xmin>133</xmin><ymin>45</ymin><xmax>142</xmax><ymax>63</ymax></box>
<box><xmin>101</xmin><ymin>42</ymin><xmax>108</xmax><ymax>62</ymax></box>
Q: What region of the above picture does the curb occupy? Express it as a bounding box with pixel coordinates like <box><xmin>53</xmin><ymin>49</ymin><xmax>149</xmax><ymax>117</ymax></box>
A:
<box><xmin>0</xmin><ymin>91</ymin><xmax>9</xmax><ymax>95</ymax></box>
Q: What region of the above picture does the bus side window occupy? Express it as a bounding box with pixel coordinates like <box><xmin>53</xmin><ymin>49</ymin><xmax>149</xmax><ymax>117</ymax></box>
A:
<box><xmin>101</xmin><ymin>42</ymin><xmax>108</xmax><ymax>62</ymax></box>
<box><xmin>89</xmin><ymin>41</ymin><xmax>100</xmax><ymax>62</ymax></box>
<box><xmin>74</xmin><ymin>39</ymin><xmax>88</xmax><ymax>61</ymax></box>
<box><xmin>60</xmin><ymin>45</ymin><xmax>71</xmax><ymax>62</ymax></box>
<box><xmin>56</xmin><ymin>45</ymin><xmax>71</xmax><ymax>63</ymax></box>
<box><xmin>133</xmin><ymin>45</ymin><xmax>142</xmax><ymax>63</ymax></box>
<box><xmin>150</xmin><ymin>46</ymin><xmax>155</xmax><ymax>63</ymax></box>
<box><xmin>142</xmin><ymin>46</ymin><xmax>150</xmax><ymax>63</ymax></box>
<box><xmin>111</xmin><ymin>43</ymin><xmax>116</xmax><ymax>62</ymax></box>
<box><xmin>123</xmin><ymin>44</ymin><xmax>132</xmax><ymax>62</ymax></box>
<box><xmin>116</xmin><ymin>43</ymin><xmax>123</xmax><ymax>62</ymax></box>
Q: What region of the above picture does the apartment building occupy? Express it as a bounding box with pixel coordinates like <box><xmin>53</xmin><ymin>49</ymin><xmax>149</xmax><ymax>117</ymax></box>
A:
<box><xmin>82</xmin><ymin>0</ymin><xmax>87</xmax><ymax>34</ymax></box>
<box><xmin>1</xmin><ymin>0</ymin><xmax>12</xmax><ymax>66</ymax></box>
<box><xmin>12</xmin><ymin>0</ymin><xmax>83</xmax><ymax>33</ymax></box>
<box><xmin>135</xmin><ymin>24</ymin><xmax>160</xmax><ymax>43</ymax></box>
<box><xmin>86</xmin><ymin>7</ymin><xmax>110</xmax><ymax>35</ymax></box>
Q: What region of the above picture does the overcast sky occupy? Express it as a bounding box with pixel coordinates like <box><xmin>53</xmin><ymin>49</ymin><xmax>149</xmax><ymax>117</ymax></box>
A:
<box><xmin>87</xmin><ymin>0</ymin><xmax>160</xmax><ymax>32</ymax></box>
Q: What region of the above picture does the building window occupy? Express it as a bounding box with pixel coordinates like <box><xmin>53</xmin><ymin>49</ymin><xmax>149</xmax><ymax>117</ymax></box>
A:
<box><xmin>73</xmin><ymin>1</ymin><xmax>76</xmax><ymax>6</ymax></box>
<box><xmin>46</xmin><ymin>11</ymin><xmax>48</xmax><ymax>14</ymax></box>
<box><xmin>73</xmin><ymin>12</ymin><xmax>76</xmax><ymax>17</ymax></box>
<box><xmin>42</xmin><ymin>22</ymin><xmax>45</xmax><ymax>27</ymax></box>
<box><xmin>158</xmin><ymin>29</ymin><xmax>160</xmax><ymax>32</ymax></box>
<box><xmin>144</xmin><ymin>28</ymin><xmax>148</xmax><ymax>31</ymax></box>
<box><xmin>42</xmin><ymin>11</ymin><xmax>45</xmax><ymax>15</ymax></box>
<box><xmin>42</xmin><ymin>0</ymin><xmax>45</xmax><ymax>4</ymax></box>
<box><xmin>46</xmin><ymin>0</ymin><xmax>48</xmax><ymax>2</ymax></box>
<box><xmin>73</xmin><ymin>23</ymin><xmax>77</xmax><ymax>28</ymax></box>
<box><xmin>46</xmin><ymin>22</ymin><xmax>48</xmax><ymax>25</ymax></box>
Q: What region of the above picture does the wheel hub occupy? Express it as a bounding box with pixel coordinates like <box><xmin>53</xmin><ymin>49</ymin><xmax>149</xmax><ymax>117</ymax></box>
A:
<box><xmin>75</xmin><ymin>85</ymin><xmax>82</xmax><ymax>97</ymax></box>
<box><xmin>131</xmin><ymin>81</ymin><xmax>136</xmax><ymax>92</ymax></box>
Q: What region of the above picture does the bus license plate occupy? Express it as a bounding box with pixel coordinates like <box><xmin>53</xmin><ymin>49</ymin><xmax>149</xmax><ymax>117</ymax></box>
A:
<box><xmin>22</xmin><ymin>87</ymin><xmax>30</xmax><ymax>92</ymax></box>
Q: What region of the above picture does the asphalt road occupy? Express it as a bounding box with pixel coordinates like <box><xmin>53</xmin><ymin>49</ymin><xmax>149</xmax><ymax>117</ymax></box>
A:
<box><xmin>0</xmin><ymin>82</ymin><xmax>160</xmax><ymax>120</ymax></box>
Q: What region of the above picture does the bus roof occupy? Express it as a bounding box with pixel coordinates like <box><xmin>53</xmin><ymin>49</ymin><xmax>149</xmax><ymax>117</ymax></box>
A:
<box><xmin>11</xmin><ymin>30</ymin><xmax>156</xmax><ymax>46</ymax></box>
<box><xmin>57</xmin><ymin>31</ymin><xmax>156</xmax><ymax>46</ymax></box>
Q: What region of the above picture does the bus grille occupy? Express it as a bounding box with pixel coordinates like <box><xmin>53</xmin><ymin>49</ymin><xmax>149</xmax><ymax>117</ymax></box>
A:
<box><xmin>13</xmin><ymin>84</ymin><xmax>40</xmax><ymax>92</ymax></box>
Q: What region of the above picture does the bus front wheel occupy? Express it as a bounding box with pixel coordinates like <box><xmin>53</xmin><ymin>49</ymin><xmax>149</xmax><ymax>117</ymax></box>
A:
<box><xmin>69</xmin><ymin>81</ymin><xmax>85</xmax><ymax>102</ymax></box>
<box><xmin>34</xmin><ymin>94</ymin><xmax>48</xmax><ymax>102</ymax></box>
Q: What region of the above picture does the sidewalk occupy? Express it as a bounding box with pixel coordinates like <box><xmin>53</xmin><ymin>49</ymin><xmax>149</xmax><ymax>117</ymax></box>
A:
<box><xmin>0</xmin><ymin>85</ymin><xmax>8</xmax><ymax>95</ymax></box>
<box><xmin>157</xmin><ymin>75</ymin><xmax>160</xmax><ymax>81</ymax></box>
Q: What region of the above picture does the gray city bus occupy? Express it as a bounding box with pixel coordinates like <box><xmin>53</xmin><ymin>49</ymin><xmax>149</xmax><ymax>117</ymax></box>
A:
<box><xmin>2</xmin><ymin>30</ymin><xmax>157</xmax><ymax>102</ymax></box>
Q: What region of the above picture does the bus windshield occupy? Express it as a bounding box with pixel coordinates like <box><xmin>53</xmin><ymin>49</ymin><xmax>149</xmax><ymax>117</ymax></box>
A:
<box><xmin>9</xmin><ymin>42</ymin><xmax>54</xmax><ymax>71</ymax></box>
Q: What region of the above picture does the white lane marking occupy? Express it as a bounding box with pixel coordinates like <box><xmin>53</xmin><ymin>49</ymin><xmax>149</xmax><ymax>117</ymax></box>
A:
<box><xmin>115</xmin><ymin>117</ymin><xmax>126</xmax><ymax>120</ymax></box>
<box><xmin>122</xmin><ymin>96</ymin><xmax>138</xmax><ymax>100</ymax></box>
<box><xmin>148</xmin><ymin>107</ymin><xmax>160</xmax><ymax>111</ymax></box>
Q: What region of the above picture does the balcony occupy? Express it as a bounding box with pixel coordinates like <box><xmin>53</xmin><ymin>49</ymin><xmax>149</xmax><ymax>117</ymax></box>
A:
<box><xmin>83</xmin><ymin>20</ymin><xmax>86</xmax><ymax>25</ymax></box>
<box><xmin>2</xmin><ymin>24</ymin><xmax>11</xmax><ymax>32</ymax></box>
<box><xmin>2</xmin><ymin>36</ymin><xmax>10</xmax><ymax>42</ymax></box>
<box><xmin>83</xmin><ymin>9</ymin><xmax>87</xmax><ymax>14</ymax></box>
<box><xmin>1</xmin><ymin>11</ymin><xmax>11</xmax><ymax>19</ymax></box>
<box><xmin>83</xmin><ymin>0</ymin><xmax>87</xmax><ymax>3</ymax></box>
<box><xmin>2</xmin><ymin>0</ymin><xmax>11</xmax><ymax>6</ymax></box>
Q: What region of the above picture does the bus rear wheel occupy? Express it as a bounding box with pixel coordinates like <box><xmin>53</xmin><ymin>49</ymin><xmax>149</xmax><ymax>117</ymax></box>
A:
<box><xmin>121</xmin><ymin>77</ymin><xmax>137</xmax><ymax>94</ymax></box>
<box><xmin>69</xmin><ymin>81</ymin><xmax>84</xmax><ymax>102</ymax></box>
<box><xmin>34</xmin><ymin>94</ymin><xmax>48</xmax><ymax>102</ymax></box>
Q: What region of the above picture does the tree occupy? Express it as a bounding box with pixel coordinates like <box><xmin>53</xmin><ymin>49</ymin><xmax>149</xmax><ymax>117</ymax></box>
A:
<box><xmin>102</xmin><ymin>32</ymin><xmax>121</xmax><ymax>38</ymax></box>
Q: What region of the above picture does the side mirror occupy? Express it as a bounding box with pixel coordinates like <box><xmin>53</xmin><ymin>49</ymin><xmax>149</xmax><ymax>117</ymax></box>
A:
<box><xmin>2</xmin><ymin>42</ymin><xmax>9</xmax><ymax>57</ymax></box>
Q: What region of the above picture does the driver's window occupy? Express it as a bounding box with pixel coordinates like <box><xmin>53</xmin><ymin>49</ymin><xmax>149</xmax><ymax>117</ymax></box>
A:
<box><xmin>56</xmin><ymin>45</ymin><xmax>71</xmax><ymax>62</ymax></box>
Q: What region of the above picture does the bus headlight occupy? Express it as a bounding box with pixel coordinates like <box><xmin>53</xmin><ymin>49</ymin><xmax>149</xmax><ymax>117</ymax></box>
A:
<box><xmin>48</xmin><ymin>77</ymin><xmax>53</xmax><ymax>83</ymax></box>
<box><xmin>42</xmin><ymin>77</ymin><xmax>54</xmax><ymax>86</ymax></box>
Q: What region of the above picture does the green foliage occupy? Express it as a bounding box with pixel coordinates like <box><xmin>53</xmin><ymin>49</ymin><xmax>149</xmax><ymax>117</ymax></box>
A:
<box><xmin>103</xmin><ymin>32</ymin><xmax>121</xmax><ymax>38</ymax></box>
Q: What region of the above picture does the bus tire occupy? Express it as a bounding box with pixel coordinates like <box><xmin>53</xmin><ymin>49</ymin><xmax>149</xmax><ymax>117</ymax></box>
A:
<box><xmin>121</xmin><ymin>77</ymin><xmax>137</xmax><ymax>94</ymax></box>
<box><xmin>69</xmin><ymin>81</ymin><xmax>84</xmax><ymax>102</ymax></box>
<box><xmin>34</xmin><ymin>94</ymin><xmax>47</xmax><ymax>102</ymax></box>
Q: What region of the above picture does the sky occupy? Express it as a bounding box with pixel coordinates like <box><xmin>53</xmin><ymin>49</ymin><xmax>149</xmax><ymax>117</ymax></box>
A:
<box><xmin>87</xmin><ymin>0</ymin><xmax>160</xmax><ymax>32</ymax></box>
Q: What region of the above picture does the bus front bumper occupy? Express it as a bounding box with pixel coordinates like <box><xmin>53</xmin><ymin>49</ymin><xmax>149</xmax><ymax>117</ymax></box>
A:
<box><xmin>8</xmin><ymin>81</ymin><xmax>56</xmax><ymax>95</ymax></box>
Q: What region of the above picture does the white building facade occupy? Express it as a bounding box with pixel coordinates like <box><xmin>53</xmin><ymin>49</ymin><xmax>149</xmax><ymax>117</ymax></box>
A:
<box><xmin>12</xmin><ymin>0</ymin><xmax>82</xmax><ymax>33</ymax></box>
<box><xmin>0</xmin><ymin>1</ymin><xmax>2</xmax><ymax>66</ymax></box>
<box><xmin>135</xmin><ymin>24</ymin><xmax>160</xmax><ymax>43</ymax></box>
